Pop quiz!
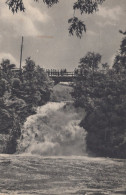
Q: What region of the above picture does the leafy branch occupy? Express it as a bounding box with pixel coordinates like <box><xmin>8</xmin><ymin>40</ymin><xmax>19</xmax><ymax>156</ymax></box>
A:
<box><xmin>6</xmin><ymin>0</ymin><xmax>105</xmax><ymax>38</ymax></box>
<box><xmin>68</xmin><ymin>17</ymin><xmax>86</xmax><ymax>38</ymax></box>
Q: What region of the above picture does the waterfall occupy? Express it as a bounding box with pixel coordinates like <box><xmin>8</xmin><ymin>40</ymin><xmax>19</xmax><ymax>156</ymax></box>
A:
<box><xmin>18</xmin><ymin>102</ymin><xmax>87</xmax><ymax>156</ymax></box>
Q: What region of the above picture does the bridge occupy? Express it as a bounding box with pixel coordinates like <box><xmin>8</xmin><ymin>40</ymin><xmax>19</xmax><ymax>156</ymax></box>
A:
<box><xmin>45</xmin><ymin>70</ymin><xmax>77</xmax><ymax>83</ymax></box>
<box><xmin>3</xmin><ymin>67</ymin><xmax>107</xmax><ymax>84</ymax></box>
<box><xmin>9</xmin><ymin>68</ymin><xmax>85</xmax><ymax>83</ymax></box>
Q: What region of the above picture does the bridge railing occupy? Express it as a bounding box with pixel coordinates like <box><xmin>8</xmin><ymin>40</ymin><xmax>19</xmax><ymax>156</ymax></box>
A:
<box><xmin>45</xmin><ymin>70</ymin><xmax>75</xmax><ymax>77</ymax></box>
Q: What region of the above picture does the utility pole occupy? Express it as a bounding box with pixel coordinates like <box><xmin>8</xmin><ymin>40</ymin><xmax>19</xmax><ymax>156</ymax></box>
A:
<box><xmin>20</xmin><ymin>36</ymin><xmax>23</xmax><ymax>72</ymax></box>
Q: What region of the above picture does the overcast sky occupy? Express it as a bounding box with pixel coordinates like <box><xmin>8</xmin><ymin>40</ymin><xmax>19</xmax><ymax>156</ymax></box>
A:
<box><xmin>0</xmin><ymin>0</ymin><xmax>126</xmax><ymax>70</ymax></box>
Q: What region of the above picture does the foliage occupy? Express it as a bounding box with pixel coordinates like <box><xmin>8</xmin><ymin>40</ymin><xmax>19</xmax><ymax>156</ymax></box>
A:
<box><xmin>0</xmin><ymin>59</ymin><xmax>16</xmax><ymax>83</ymax></box>
<box><xmin>119</xmin><ymin>30</ymin><xmax>126</xmax><ymax>35</ymax></box>
<box><xmin>102</xmin><ymin>62</ymin><xmax>109</xmax><ymax>69</ymax></box>
<box><xmin>80</xmin><ymin>73</ymin><xmax>126</xmax><ymax>158</ymax></box>
<box><xmin>12</xmin><ymin>78</ymin><xmax>21</xmax><ymax>89</ymax></box>
<box><xmin>0</xmin><ymin>79</ymin><xmax>8</xmax><ymax>97</ymax></box>
<box><xmin>20</xmin><ymin>57</ymin><xmax>52</xmax><ymax>106</ymax></box>
<box><xmin>72</xmin><ymin>36</ymin><xmax>126</xmax><ymax>158</ymax></box>
<box><xmin>6</xmin><ymin>0</ymin><xmax>106</xmax><ymax>38</ymax></box>
<box><xmin>68</xmin><ymin>17</ymin><xmax>86</xmax><ymax>38</ymax></box>
<box><xmin>0</xmin><ymin>108</ymin><xmax>13</xmax><ymax>134</ymax></box>
<box><xmin>79</xmin><ymin>52</ymin><xmax>101</xmax><ymax>77</ymax></box>
<box><xmin>72</xmin><ymin>52</ymin><xmax>102</xmax><ymax>108</ymax></box>
<box><xmin>113</xmin><ymin>36</ymin><xmax>126</xmax><ymax>73</ymax></box>
<box><xmin>6</xmin><ymin>0</ymin><xmax>25</xmax><ymax>13</ymax></box>
<box><xmin>42</xmin><ymin>0</ymin><xmax>59</xmax><ymax>7</ymax></box>
<box><xmin>1</xmin><ymin>59</ymin><xmax>15</xmax><ymax>72</ymax></box>
<box><xmin>0</xmin><ymin>57</ymin><xmax>52</xmax><ymax>154</ymax></box>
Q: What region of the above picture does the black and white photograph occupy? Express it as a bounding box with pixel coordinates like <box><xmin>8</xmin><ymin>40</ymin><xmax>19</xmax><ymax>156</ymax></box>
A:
<box><xmin>0</xmin><ymin>0</ymin><xmax>126</xmax><ymax>194</ymax></box>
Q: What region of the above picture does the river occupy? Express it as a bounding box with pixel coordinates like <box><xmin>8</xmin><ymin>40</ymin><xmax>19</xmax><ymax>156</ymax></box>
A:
<box><xmin>0</xmin><ymin>102</ymin><xmax>126</xmax><ymax>195</ymax></box>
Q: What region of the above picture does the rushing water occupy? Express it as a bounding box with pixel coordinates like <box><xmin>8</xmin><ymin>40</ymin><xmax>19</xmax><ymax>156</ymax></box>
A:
<box><xmin>18</xmin><ymin>102</ymin><xmax>87</xmax><ymax>156</ymax></box>
<box><xmin>0</xmin><ymin>102</ymin><xmax>126</xmax><ymax>195</ymax></box>
<box><xmin>0</xmin><ymin>155</ymin><xmax>126</xmax><ymax>195</ymax></box>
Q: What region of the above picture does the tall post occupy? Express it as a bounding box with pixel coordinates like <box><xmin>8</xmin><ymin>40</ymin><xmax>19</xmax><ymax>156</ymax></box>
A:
<box><xmin>20</xmin><ymin>36</ymin><xmax>23</xmax><ymax>72</ymax></box>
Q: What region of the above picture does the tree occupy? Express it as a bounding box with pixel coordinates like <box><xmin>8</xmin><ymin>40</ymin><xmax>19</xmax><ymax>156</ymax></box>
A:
<box><xmin>75</xmin><ymin>33</ymin><xmax>126</xmax><ymax>158</ymax></box>
<box><xmin>0</xmin><ymin>79</ymin><xmax>8</xmax><ymax>97</ymax></box>
<box><xmin>113</xmin><ymin>34</ymin><xmax>126</xmax><ymax>73</ymax></box>
<box><xmin>72</xmin><ymin>52</ymin><xmax>102</xmax><ymax>109</ymax></box>
<box><xmin>102</xmin><ymin>62</ymin><xmax>109</xmax><ymax>72</ymax></box>
<box><xmin>79</xmin><ymin>52</ymin><xmax>101</xmax><ymax>86</ymax></box>
<box><xmin>0</xmin><ymin>55</ymin><xmax>54</xmax><ymax>154</ymax></box>
<box><xmin>119</xmin><ymin>30</ymin><xmax>126</xmax><ymax>35</ymax></box>
<box><xmin>0</xmin><ymin>59</ymin><xmax>15</xmax><ymax>73</ymax></box>
<box><xmin>6</xmin><ymin>0</ymin><xmax>106</xmax><ymax>38</ymax></box>
<box><xmin>0</xmin><ymin>59</ymin><xmax>16</xmax><ymax>82</ymax></box>
<box><xmin>18</xmin><ymin>57</ymin><xmax>52</xmax><ymax>106</ymax></box>
<box><xmin>80</xmin><ymin>69</ymin><xmax>126</xmax><ymax>158</ymax></box>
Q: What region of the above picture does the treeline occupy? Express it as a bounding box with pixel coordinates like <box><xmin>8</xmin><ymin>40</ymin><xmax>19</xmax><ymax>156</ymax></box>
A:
<box><xmin>72</xmin><ymin>34</ymin><xmax>126</xmax><ymax>158</ymax></box>
<box><xmin>0</xmin><ymin>57</ymin><xmax>52</xmax><ymax>153</ymax></box>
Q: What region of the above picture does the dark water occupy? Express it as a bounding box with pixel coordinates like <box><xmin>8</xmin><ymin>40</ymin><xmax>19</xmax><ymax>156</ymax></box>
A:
<box><xmin>0</xmin><ymin>154</ymin><xmax>126</xmax><ymax>195</ymax></box>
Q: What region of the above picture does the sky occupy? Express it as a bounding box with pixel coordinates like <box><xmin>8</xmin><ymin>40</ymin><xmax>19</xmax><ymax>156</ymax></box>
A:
<box><xmin>0</xmin><ymin>0</ymin><xmax>126</xmax><ymax>71</ymax></box>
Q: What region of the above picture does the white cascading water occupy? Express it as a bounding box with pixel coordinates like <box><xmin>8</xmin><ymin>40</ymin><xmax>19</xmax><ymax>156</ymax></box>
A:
<box><xmin>18</xmin><ymin>102</ymin><xmax>87</xmax><ymax>156</ymax></box>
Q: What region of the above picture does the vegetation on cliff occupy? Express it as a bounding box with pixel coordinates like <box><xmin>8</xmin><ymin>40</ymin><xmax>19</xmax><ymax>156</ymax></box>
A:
<box><xmin>72</xmin><ymin>34</ymin><xmax>126</xmax><ymax>158</ymax></box>
<box><xmin>0</xmin><ymin>57</ymin><xmax>52</xmax><ymax>153</ymax></box>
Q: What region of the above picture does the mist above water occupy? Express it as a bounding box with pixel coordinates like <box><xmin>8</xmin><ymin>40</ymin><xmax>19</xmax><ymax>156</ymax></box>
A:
<box><xmin>18</xmin><ymin>102</ymin><xmax>87</xmax><ymax>156</ymax></box>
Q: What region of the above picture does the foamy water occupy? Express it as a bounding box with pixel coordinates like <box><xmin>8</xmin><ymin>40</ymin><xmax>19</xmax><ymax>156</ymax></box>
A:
<box><xmin>18</xmin><ymin>102</ymin><xmax>87</xmax><ymax>156</ymax></box>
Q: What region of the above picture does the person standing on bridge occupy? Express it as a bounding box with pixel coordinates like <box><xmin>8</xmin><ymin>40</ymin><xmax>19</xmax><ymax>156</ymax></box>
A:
<box><xmin>64</xmin><ymin>69</ymin><xmax>67</xmax><ymax>74</ymax></box>
<box><xmin>74</xmin><ymin>68</ymin><xmax>78</xmax><ymax>75</ymax></box>
<box><xmin>51</xmin><ymin>69</ymin><xmax>53</xmax><ymax>76</ymax></box>
<box><xmin>60</xmin><ymin>69</ymin><xmax>63</xmax><ymax>76</ymax></box>
<box><xmin>48</xmin><ymin>69</ymin><xmax>50</xmax><ymax>76</ymax></box>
